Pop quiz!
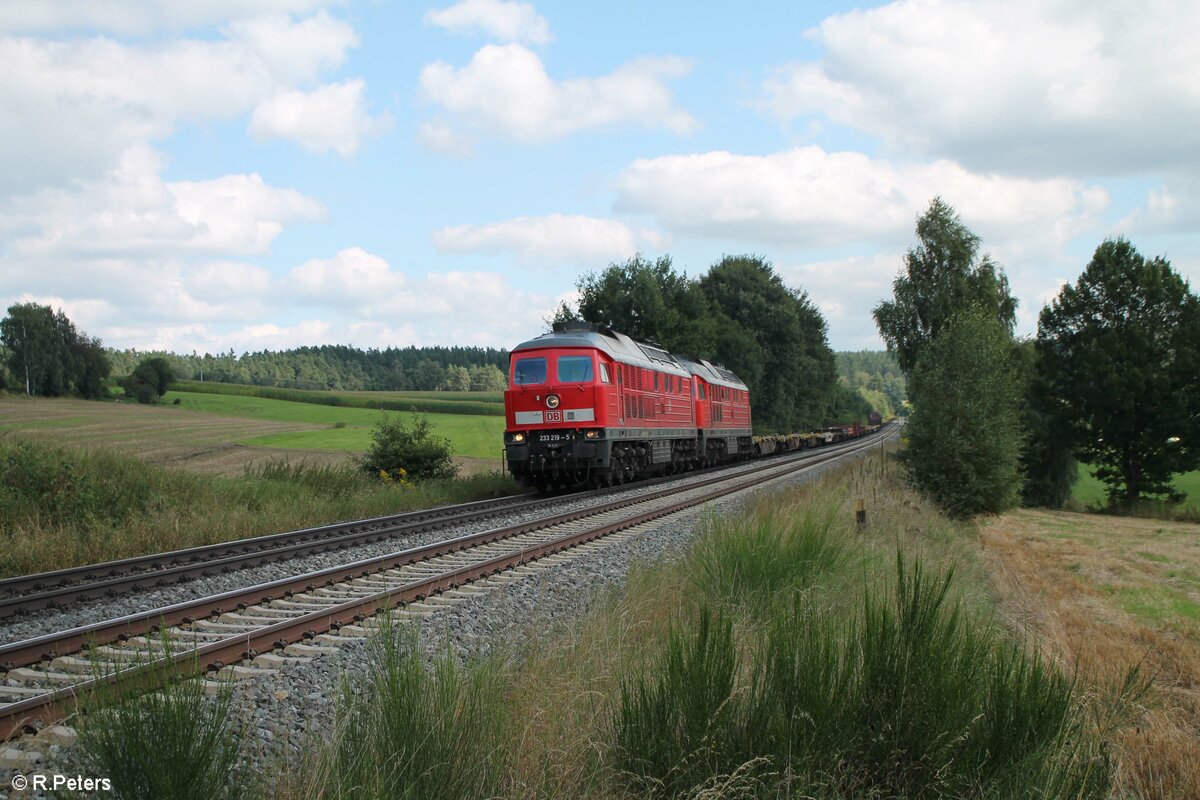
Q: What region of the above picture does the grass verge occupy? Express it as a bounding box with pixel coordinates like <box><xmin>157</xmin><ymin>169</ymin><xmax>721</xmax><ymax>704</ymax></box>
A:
<box><xmin>71</xmin><ymin>639</ymin><xmax>247</xmax><ymax>800</ymax></box>
<box><xmin>270</xmin><ymin>447</ymin><xmax>1136</xmax><ymax>799</ymax></box>
<box><xmin>0</xmin><ymin>437</ymin><xmax>517</xmax><ymax>578</ymax></box>
<box><xmin>275</xmin><ymin>617</ymin><xmax>508</xmax><ymax>800</ymax></box>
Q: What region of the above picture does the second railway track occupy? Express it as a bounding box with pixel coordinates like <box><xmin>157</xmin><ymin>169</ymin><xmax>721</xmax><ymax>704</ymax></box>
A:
<box><xmin>1</xmin><ymin>427</ymin><xmax>894</xmax><ymax>741</ymax></box>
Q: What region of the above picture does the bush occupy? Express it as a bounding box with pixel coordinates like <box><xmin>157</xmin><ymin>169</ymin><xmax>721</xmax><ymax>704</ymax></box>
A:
<box><xmin>611</xmin><ymin>555</ymin><xmax>1112</xmax><ymax>799</ymax></box>
<box><xmin>613</xmin><ymin>606</ymin><xmax>739</xmax><ymax>797</ymax></box>
<box><xmin>358</xmin><ymin>414</ymin><xmax>458</xmax><ymax>483</ymax></box>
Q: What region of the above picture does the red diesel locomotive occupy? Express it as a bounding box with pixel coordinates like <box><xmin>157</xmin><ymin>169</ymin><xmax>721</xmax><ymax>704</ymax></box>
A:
<box><xmin>503</xmin><ymin>323</ymin><xmax>753</xmax><ymax>490</ymax></box>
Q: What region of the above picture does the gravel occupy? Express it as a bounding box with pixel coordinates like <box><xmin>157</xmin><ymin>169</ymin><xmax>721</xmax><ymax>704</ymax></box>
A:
<box><xmin>0</xmin><ymin>455</ymin><xmax>802</xmax><ymax>645</ymax></box>
<box><xmin>1</xmin><ymin>441</ymin><xmax>881</xmax><ymax>798</ymax></box>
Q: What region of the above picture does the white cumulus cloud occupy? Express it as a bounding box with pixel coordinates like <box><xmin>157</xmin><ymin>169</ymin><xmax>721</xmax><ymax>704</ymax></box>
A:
<box><xmin>0</xmin><ymin>1</ymin><xmax>344</xmax><ymax>34</ymax></box>
<box><xmin>433</xmin><ymin>213</ymin><xmax>659</xmax><ymax>265</ymax></box>
<box><xmin>759</xmin><ymin>0</ymin><xmax>1200</xmax><ymax>176</ymax></box>
<box><xmin>424</xmin><ymin>0</ymin><xmax>552</xmax><ymax>45</ymax></box>
<box><xmin>251</xmin><ymin>80</ymin><xmax>391</xmax><ymax>155</ymax></box>
<box><xmin>0</xmin><ymin>11</ymin><xmax>363</xmax><ymax>194</ymax></box>
<box><xmin>420</xmin><ymin>44</ymin><xmax>697</xmax><ymax>144</ymax></box>
<box><xmin>286</xmin><ymin>247</ymin><xmax>407</xmax><ymax>308</ymax></box>
<box><xmin>616</xmin><ymin>146</ymin><xmax>1108</xmax><ymax>250</ymax></box>
<box><xmin>5</xmin><ymin>145</ymin><xmax>324</xmax><ymax>258</ymax></box>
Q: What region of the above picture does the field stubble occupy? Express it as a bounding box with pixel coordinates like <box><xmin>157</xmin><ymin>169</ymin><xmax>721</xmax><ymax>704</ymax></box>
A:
<box><xmin>981</xmin><ymin>509</ymin><xmax>1200</xmax><ymax>799</ymax></box>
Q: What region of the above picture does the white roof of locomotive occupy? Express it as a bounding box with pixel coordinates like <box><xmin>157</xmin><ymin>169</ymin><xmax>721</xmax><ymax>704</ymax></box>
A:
<box><xmin>511</xmin><ymin>327</ymin><xmax>691</xmax><ymax>378</ymax></box>
<box><xmin>512</xmin><ymin>326</ymin><xmax>747</xmax><ymax>390</ymax></box>
<box><xmin>675</xmin><ymin>357</ymin><xmax>749</xmax><ymax>392</ymax></box>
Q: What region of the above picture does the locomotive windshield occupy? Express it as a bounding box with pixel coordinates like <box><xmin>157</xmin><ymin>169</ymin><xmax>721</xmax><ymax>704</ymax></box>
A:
<box><xmin>513</xmin><ymin>357</ymin><xmax>547</xmax><ymax>385</ymax></box>
<box><xmin>557</xmin><ymin>355</ymin><xmax>594</xmax><ymax>383</ymax></box>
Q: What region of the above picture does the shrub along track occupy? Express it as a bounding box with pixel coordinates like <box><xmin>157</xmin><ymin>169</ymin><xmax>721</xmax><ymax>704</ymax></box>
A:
<box><xmin>0</xmin><ymin>427</ymin><xmax>894</xmax><ymax>741</ymax></box>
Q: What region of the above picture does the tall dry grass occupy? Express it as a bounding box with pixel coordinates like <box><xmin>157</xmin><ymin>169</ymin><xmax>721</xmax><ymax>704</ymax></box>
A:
<box><xmin>0</xmin><ymin>437</ymin><xmax>516</xmax><ymax>577</ymax></box>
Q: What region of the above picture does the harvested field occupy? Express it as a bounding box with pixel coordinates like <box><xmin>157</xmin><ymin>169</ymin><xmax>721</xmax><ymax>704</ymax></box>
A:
<box><xmin>0</xmin><ymin>396</ymin><xmax>503</xmax><ymax>477</ymax></box>
<box><xmin>0</xmin><ymin>395</ymin><xmax>342</xmax><ymax>476</ymax></box>
<box><xmin>980</xmin><ymin>509</ymin><xmax>1200</xmax><ymax>799</ymax></box>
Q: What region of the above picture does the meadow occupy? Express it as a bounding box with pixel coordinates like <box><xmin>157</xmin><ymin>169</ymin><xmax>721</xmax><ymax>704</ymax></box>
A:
<box><xmin>1072</xmin><ymin>464</ymin><xmax>1200</xmax><ymax>515</ymax></box>
<box><xmin>167</xmin><ymin>390</ymin><xmax>506</xmax><ymax>460</ymax></box>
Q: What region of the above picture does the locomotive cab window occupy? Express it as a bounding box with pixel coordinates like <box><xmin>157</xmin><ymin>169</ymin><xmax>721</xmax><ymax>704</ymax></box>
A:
<box><xmin>557</xmin><ymin>355</ymin><xmax>594</xmax><ymax>383</ymax></box>
<box><xmin>599</xmin><ymin>362</ymin><xmax>611</xmax><ymax>383</ymax></box>
<box><xmin>513</xmin><ymin>357</ymin><xmax>547</xmax><ymax>386</ymax></box>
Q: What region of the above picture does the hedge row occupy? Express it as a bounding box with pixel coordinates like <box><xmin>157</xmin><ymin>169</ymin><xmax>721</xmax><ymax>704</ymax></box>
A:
<box><xmin>173</xmin><ymin>380</ymin><xmax>504</xmax><ymax>417</ymax></box>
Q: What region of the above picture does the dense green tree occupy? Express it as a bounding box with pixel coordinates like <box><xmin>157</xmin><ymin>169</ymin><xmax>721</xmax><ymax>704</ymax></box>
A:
<box><xmin>700</xmin><ymin>256</ymin><xmax>835</xmax><ymax>432</ymax></box>
<box><xmin>836</xmin><ymin>350</ymin><xmax>907</xmax><ymax>417</ymax></box>
<box><xmin>825</xmin><ymin>383</ymin><xmax>874</xmax><ymax>425</ymax></box>
<box><xmin>0</xmin><ymin>303</ymin><xmax>110</xmax><ymax>398</ymax></box>
<box><xmin>566</xmin><ymin>253</ymin><xmax>836</xmax><ymax>433</ymax></box>
<box><xmin>106</xmin><ymin>344</ymin><xmax>511</xmax><ymax>391</ymax></box>
<box><xmin>126</xmin><ymin>357</ymin><xmax>175</xmax><ymax>402</ymax></box>
<box><xmin>443</xmin><ymin>365</ymin><xmax>471</xmax><ymax>391</ymax></box>
<box><xmin>1013</xmin><ymin>341</ymin><xmax>1078</xmax><ymax>508</ymax></box>
<box><xmin>874</xmin><ymin>198</ymin><xmax>1017</xmax><ymax>375</ymax></box>
<box><xmin>903</xmin><ymin>312</ymin><xmax>1024</xmax><ymax>518</ymax></box>
<box><xmin>412</xmin><ymin>360</ymin><xmax>446</xmax><ymax>392</ymax></box>
<box><xmin>468</xmin><ymin>364</ymin><xmax>506</xmax><ymax>391</ymax></box>
<box><xmin>1037</xmin><ymin>238</ymin><xmax>1200</xmax><ymax>507</ymax></box>
<box><xmin>567</xmin><ymin>254</ymin><xmax>717</xmax><ymax>356</ymax></box>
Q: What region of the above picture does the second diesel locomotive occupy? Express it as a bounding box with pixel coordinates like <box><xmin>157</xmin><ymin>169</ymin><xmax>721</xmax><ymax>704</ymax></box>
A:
<box><xmin>503</xmin><ymin>323</ymin><xmax>753</xmax><ymax>490</ymax></box>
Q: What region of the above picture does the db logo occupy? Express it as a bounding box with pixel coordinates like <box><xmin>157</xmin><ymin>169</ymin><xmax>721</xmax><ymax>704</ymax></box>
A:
<box><xmin>544</xmin><ymin>411</ymin><xmax>563</xmax><ymax>422</ymax></box>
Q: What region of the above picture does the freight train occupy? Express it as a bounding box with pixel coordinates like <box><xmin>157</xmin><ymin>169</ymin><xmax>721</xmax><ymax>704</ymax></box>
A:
<box><xmin>503</xmin><ymin>323</ymin><xmax>880</xmax><ymax>491</ymax></box>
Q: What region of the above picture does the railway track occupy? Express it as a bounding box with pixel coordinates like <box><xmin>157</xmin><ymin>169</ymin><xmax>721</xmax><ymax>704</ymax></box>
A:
<box><xmin>1</xmin><ymin>427</ymin><xmax>894</xmax><ymax>741</ymax></box>
<box><xmin>0</xmin><ymin>493</ymin><xmax>545</xmax><ymax>619</ymax></box>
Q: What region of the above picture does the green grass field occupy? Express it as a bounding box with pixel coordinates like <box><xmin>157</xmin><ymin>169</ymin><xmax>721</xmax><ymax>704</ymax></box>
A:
<box><xmin>165</xmin><ymin>390</ymin><xmax>506</xmax><ymax>459</ymax></box>
<box><xmin>1072</xmin><ymin>464</ymin><xmax>1200</xmax><ymax>509</ymax></box>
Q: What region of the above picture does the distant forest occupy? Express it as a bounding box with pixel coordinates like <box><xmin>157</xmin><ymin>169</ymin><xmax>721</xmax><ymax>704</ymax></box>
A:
<box><xmin>101</xmin><ymin>344</ymin><xmax>905</xmax><ymax>413</ymax></box>
<box><xmin>104</xmin><ymin>345</ymin><xmax>510</xmax><ymax>393</ymax></box>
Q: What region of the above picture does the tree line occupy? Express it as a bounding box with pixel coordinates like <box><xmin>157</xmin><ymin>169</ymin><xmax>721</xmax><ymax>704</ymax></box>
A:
<box><xmin>105</xmin><ymin>345</ymin><xmax>509</xmax><ymax>392</ymax></box>
<box><xmin>877</xmin><ymin>198</ymin><xmax>1200</xmax><ymax>516</ymax></box>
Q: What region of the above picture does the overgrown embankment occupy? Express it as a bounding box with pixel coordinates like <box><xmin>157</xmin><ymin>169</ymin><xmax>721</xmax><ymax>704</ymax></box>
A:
<box><xmin>252</xmin><ymin>449</ymin><xmax>1130</xmax><ymax>799</ymax></box>
<box><xmin>0</xmin><ymin>438</ymin><xmax>514</xmax><ymax>578</ymax></box>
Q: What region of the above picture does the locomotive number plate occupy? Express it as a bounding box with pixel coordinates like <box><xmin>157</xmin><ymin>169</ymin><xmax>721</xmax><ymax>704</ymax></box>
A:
<box><xmin>538</xmin><ymin>432</ymin><xmax>571</xmax><ymax>443</ymax></box>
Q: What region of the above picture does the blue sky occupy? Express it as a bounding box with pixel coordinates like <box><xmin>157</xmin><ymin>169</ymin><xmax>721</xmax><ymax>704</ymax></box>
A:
<box><xmin>1</xmin><ymin>0</ymin><xmax>1197</xmax><ymax>354</ymax></box>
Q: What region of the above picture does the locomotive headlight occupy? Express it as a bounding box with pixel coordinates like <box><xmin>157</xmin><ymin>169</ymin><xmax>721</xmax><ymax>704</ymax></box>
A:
<box><xmin>546</xmin><ymin>394</ymin><xmax>561</xmax><ymax>409</ymax></box>
<box><xmin>511</xmin><ymin>432</ymin><xmax>525</xmax><ymax>443</ymax></box>
<box><xmin>585</xmin><ymin>429</ymin><xmax>599</xmax><ymax>439</ymax></box>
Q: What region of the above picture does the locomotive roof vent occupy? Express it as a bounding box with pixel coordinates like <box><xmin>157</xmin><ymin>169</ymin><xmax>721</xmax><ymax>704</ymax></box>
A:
<box><xmin>552</xmin><ymin>320</ymin><xmax>597</xmax><ymax>333</ymax></box>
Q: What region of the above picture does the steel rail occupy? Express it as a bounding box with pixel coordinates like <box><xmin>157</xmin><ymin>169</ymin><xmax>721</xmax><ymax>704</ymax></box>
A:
<box><xmin>0</xmin><ymin>493</ymin><xmax>544</xmax><ymax>613</ymax></box>
<box><xmin>0</xmin><ymin>429</ymin><xmax>880</xmax><ymax>618</ymax></box>
<box><xmin>0</xmin><ymin>428</ymin><xmax>894</xmax><ymax>740</ymax></box>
